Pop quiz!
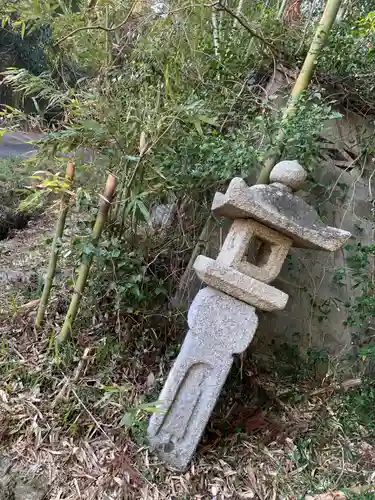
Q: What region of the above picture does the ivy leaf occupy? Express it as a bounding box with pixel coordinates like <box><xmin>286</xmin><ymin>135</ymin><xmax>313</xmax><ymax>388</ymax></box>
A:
<box><xmin>193</xmin><ymin>119</ymin><xmax>203</xmax><ymax>136</ymax></box>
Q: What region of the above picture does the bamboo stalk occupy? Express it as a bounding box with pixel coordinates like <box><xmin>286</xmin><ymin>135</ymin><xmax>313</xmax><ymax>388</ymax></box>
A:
<box><xmin>212</xmin><ymin>9</ymin><xmax>220</xmax><ymax>57</ymax></box>
<box><xmin>118</xmin><ymin>132</ymin><xmax>147</xmax><ymax>236</ymax></box>
<box><xmin>256</xmin><ymin>0</ymin><xmax>343</xmax><ymax>184</ymax></box>
<box><xmin>277</xmin><ymin>0</ymin><xmax>289</xmax><ymax>20</ymax></box>
<box><xmin>56</xmin><ymin>174</ymin><xmax>117</xmax><ymax>344</ymax></box>
<box><xmin>233</xmin><ymin>0</ymin><xmax>245</xmax><ymax>28</ymax></box>
<box><xmin>35</xmin><ymin>160</ymin><xmax>75</xmax><ymax>329</ymax></box>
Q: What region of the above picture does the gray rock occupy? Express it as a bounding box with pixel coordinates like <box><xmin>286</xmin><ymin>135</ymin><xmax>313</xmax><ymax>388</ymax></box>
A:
<box><xmin>0</xmin><ymin>476</ymin><xmax>16</xmax><ymax>500</ymax></box>
<box><xmin>0</xmin><ymin>457</ymin><xmax>45</xmax><ymax>500</ymax></box>
<box><xmin>0</xmin><ymin>478</ymin><xmax>45</xmax><ymax>500</ymax></box>
<box><xmin>269</xmin><ymin>160</ymin><xmax>307</xmax><ymax>190</ymax></box>
<box><xmin>270</xmin><ymin>181</ymin><xmax>292</xmax><ymax>192</ymax></box>
<box><xmin>0</xmin><ymin>270</ymin><xmax>31</xmax><ymax>284</ymax></box>
<box><xmin>14</xmin><ymin>481</ymin><xmax>46</xmax><ymax>500</ymax></box>
<box><xmin>148</xmin><ymin>287</ymin><xmax>258</xmax><ymax>471</ymax></box>
<box><xmin>212</xmin><ymin>178</ymin><xmax>351</xmax><ymax>251</ymax></box>
<box><xmin>0</xmin><ymin>457</ymin><xmax>12</xmax><ymax>477</ymax></box>
<box><xmin>150</xmin><ymin>202</ymin><xmax>176</xmax><ymax>231</ymax></box>
<box><xmin>0</xmin><ymin>457</ymin><xmax>13</xmax><ymax>500</ymax></box>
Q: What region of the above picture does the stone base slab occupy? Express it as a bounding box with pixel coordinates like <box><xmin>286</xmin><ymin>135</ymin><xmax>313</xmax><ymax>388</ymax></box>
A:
<box><xmin>193</xmin><ymin>255</ymin><xmax>288</xmax><ymax>311</ymax></box>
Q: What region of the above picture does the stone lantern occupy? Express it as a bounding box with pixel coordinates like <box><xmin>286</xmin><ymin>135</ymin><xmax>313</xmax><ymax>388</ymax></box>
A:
<box><xmin>148</xmin><ymin>160</ymin><xmax>351</xmax><ymax>471</ymax></box>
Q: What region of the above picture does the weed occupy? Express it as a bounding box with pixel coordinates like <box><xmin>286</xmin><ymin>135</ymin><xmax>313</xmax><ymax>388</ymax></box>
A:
<box><xmin>341</xmin><ymin>243</ymin><xmax>375</xmax><ymax>329</ymax></box>
<box><xmin>336</xmin><ymin>381</ymin><xmax>375</xmax><ymax>435</ymax></box>
<box><xmin>121</xmin><ymin>400</ymin><xmax>162</xmax><ymax>446</ymax></box>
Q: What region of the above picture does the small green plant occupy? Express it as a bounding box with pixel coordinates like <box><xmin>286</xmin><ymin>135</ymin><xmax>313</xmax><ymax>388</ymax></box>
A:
<box><xmin>120</xmin><ymin>400</ymin><xmax>164</xmax><ymax>428</ymax></box>
<box><xmin>336</xmin><ymin>380</ymin><xmax>375</xmax><ymax>435</ymax></box>
<box><xmin>271</xmin><ymin>342</ymin><xmax>330</xmax><ymax>381</ymax></box>
<box><xmin>342</xmin><ymin>242</ymin><xmax>375</xmax><ymax>328</ymax></box>
<box><xmin>280</xmin><ymin>92</ymin><xmax>342</xmax><ymax>168</ymax></box>
<box><xmin>309</xmin><ymin>293</ymin><xmax>342</xmax><ymax>323</ymax></box>
<box><xmin>120</xmin><ymin>400</ymin><xmax>164</xmax><ymax>445</ymax></box>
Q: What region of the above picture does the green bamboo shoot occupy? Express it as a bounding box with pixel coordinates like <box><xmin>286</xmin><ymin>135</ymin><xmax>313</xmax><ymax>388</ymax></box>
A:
<box><xmin>35</xmin><ymin>160</ymin><xmax>75</xmax><ymax>329</ymax></box>
<box><xmin>56</xmin><ymin>174</ymin><xmax>117</xmax><ymax>344</ymax></box>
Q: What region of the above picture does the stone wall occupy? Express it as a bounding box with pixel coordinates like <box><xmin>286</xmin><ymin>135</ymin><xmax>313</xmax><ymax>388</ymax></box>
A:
<box><xmin>256</xmin><ymin>161</ymin><xmax>374</xmax><ymax>358</ymax></box>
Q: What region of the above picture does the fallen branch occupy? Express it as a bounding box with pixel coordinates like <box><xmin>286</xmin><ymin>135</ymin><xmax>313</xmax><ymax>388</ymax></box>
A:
<box><xmin>51</xmin><ymin>347</ymin><xmax>92</xmax><ymax>408</ymax></box>
<box><xmin>308</xmin><ymin>378</ymin><xmax>362</xmax><ymax>397</ymax></box>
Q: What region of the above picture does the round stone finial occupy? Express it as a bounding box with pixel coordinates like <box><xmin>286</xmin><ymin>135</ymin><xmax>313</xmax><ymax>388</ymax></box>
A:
<box><xmin>269</xmin><ymin>160</ymin><xmax>307</xmax><ymax>190</ymax></box>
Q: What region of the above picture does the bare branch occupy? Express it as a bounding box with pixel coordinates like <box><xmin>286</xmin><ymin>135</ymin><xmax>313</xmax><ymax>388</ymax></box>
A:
<box><xmin>54</xmin><ymin>1</ymin><xmax>136</xmax><ymax>47</ymax></box>
<box><xmin>213</xmin><ymin>1</ymin><xmax>277</xmax><ymax>53</ymax></box>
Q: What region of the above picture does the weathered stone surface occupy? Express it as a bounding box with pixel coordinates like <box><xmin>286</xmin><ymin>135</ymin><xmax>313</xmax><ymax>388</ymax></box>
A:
<box><xmin>14</xmin><ymin>481</ymin><xmax>46</xmax><ymax>500</ymax></box>
<box><xmin>212</xmin><ymin>178</ymin><xmax>351</xmax><ymax>251</ymax></box>
<box><xmin>174</xmin><ymin>90</ymin><xmax>370</xmax><ymax>361</ymax></box>
<box><xmin>148</xmin><ymin>287</ymin><xmax>258</xmax><ymax>471</ymax></box>
<box><xmin>0</xmin><ymin>457</ymin><xmax>11</xmax><ymax>477</ymax></box>
<box><xmin>0</xmin><ymin>457</ymin><xmax>45</xmax><ymax>500</ymax></box>
<box><xmin>217</xmin><ymin>219</ymin><xmax>292</xmax><ymax>283</ymax></box>
<box><xmin>212</xmin><ymin>177</ymin><xmax>249</xmax><ymax>219</ymax></box>
<box><xmin>269</xmin><ymin>160</ymin><xmax>307</xmax><ymax>190</ymax></box>
<box><xmin>193</xmin><ymin>255</ymin><xmax>288</xmax><ymax>311</ymax></box>
<box><xmin>271</xmin><ymin>181</ymin><xmax>292</xmax><ymax>192</ymax></box>
<box><xmin>0</xmin><ymin>457</ymin><xmax>14</xmax><ymax>500</ymax></box>
<box><xmin>176</xmin><ymin>158</ymin><xmax>367</xmax><ymax>359</ymax></box>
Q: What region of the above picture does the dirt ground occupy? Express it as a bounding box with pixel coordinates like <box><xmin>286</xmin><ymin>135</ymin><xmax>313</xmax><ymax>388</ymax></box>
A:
<box><xmin>0</xmin><ymin>216</ymin><xmax>375</xmax><ymax>500</ymax></box>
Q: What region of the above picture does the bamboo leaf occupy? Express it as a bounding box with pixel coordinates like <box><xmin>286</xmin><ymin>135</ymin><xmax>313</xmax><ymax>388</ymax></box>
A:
<box><xmin>198</xmin><ymin>115</ymin><xmax>219</xmax><ymax>126</ymax></box>
<box><xmin>135</xmin><ymin>199</ymin><xmax>150</xmax><ymax>222</ymax></box>
<box><xmin>120</xmin><ymin>412</ymin><xmax>134</xmax><ymax>427</ymax></box>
